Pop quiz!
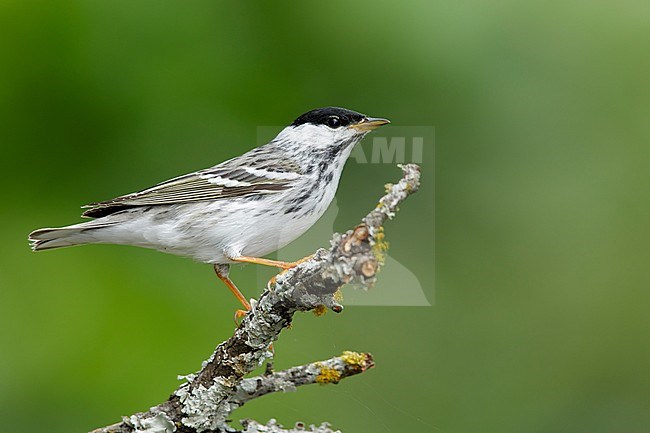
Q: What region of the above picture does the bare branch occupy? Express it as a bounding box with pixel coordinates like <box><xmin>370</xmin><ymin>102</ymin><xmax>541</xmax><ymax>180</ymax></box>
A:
<box><xmin>89</xmin><ymin>164</ymin><xmax>421</xmax><ymax>433</ymax></box>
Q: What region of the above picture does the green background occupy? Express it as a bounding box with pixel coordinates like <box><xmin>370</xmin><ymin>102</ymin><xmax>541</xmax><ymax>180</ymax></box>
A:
<box><xmin>1</xmin><ymin>1</ymin><xmax>648</xmax><ymax>432</ymax></box>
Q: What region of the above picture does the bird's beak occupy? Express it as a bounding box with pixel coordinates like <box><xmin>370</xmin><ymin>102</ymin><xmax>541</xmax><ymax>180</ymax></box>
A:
<box><xmin>351</xmin><ymin>117</ymin><xmax>391</xmax><ymax>132</ymax></box>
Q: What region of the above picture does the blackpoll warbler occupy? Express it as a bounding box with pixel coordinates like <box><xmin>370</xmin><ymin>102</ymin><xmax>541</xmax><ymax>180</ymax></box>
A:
<box><xmin>29</xmin><ymin>107</ymin><xmax>390</xmax><ymax>313</ymax></box>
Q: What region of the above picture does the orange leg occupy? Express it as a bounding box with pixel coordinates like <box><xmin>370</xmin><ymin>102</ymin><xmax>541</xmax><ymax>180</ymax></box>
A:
<box><xmin>214</xmin><ymin>264</ymin><xmax>251</xmax><ymax>313</ymax></box>
<box><xmin>232</xmin><ymin>254</ymin><xmax>315</xmax><ymax>270</ymax></box>
<box><xmin>214</xmin><ymin>264</ymin><xmax>274</xmax><ymax>350</ymax></box>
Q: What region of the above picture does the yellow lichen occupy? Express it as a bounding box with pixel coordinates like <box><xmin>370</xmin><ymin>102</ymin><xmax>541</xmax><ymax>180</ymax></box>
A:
<box><xmin>316</xmin><ymin>365</ymin><xmax>341</xmax><ymax>384</ymax></box>
<box><xmin>341</xmin><ymin>351</ymin><xmax>368</xmax><ymax>369</ymax></box>
<box><xmin>313</xmin><ymin>305</ymin><xmax>327</xmax><ymax>317</ymax></box>
<box><xmin>371</xmin><ymin>226</ymin><xmax>390</xmax><ymax>266</ymax></box>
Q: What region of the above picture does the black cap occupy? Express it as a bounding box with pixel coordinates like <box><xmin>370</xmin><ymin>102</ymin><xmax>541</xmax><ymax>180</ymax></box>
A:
<box><xmin>291</xmin><ymin>107</ymin><xmax>366</xmax><ymax>128</ymax></box>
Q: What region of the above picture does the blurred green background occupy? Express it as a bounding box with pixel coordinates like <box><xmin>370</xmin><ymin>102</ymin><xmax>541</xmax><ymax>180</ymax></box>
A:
<box><xmin>1</xmin><ymin>1</ymin><xmax>649</xmax><ymax>432</ymax></box>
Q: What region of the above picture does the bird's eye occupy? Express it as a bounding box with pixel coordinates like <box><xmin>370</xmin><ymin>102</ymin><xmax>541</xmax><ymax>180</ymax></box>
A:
<box><xmin>327</xmin><ymin>116</ymin><xmax>341</xmax><ymax>128</ymax></box>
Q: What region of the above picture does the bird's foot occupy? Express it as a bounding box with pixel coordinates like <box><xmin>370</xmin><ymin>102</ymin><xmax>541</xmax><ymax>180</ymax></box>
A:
<box><xmin>214</xmin><ymin>263</ymin><xmax>252</xmax><ymax>326</ymax></box>
<box><xmin>275</xmin><ymin>254</ymin><xmax>315</xmax><ymax>278</ymax></box>
<box><xmin>234</xmin><ymin>308</ymin><xmax>249</xmax><ymax>326</ymax></box>
<box><xmin>288</xmin><ymin>253</ymin><xmax>315</xmax><ymax>267</ymax></box>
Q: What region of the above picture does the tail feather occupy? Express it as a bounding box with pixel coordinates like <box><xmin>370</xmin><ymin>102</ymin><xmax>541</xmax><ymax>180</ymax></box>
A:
<box><xmin>29</xmin><ymin>220</ymin><xmax>116</xmax><ymax>251</ymax></box>
<box><xmin>29</xmin><ymin>227</ymin><xmax>89</xmax><ymax>251</ymax></box>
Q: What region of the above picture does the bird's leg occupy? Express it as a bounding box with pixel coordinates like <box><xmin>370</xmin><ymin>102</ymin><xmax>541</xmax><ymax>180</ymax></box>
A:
<box><xmin>232</xmin><ymin>254</ymin><xmax>315</xmax><ymax>270</ymax></box>
<box><xmin>214</xmin><ymin>264</ymin><xmax>251</xmax><ymax>322</ymax></box>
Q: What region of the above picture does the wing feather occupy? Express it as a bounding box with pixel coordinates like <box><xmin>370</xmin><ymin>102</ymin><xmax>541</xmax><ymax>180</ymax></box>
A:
<box><xmin>81</xmin><ymin>155</ymin><xmax>303</xmax><ymax>218</ymax></box>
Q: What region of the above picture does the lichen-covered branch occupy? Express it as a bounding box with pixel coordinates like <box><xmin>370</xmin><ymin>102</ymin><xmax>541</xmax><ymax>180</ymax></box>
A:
<box><xmin>239</xmin><ymin>419</ymin><xmax>340</xmax><ymax>433</ymax></box>
<box><xmin>232</xmin><ymin>351</ymin><xmax>374</xmax><ymax>407</ymax></box>
<box><xmin>89</xmin><ymin>164</ymin><xmax>421</xmax><ymax>433</ymax></box>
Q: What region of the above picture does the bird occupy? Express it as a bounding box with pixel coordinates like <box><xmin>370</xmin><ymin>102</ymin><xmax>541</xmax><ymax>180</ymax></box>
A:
<box><xmin>29</xmin><ymin>107</ymin><xmax>390</xmax><ymax>316</ymax></box>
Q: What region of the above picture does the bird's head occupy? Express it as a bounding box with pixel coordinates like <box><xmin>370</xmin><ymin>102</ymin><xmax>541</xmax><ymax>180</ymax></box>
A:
<box><xmin>274</xmin><ymin>107</ymin><xmax>390</xmax><ymax>155</ymax></box>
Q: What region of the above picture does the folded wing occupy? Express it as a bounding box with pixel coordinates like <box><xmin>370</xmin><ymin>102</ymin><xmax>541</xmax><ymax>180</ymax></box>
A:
<box><xmin>82</xmin><ymin>157</ymin><xmax>302</xmax><ymax>218</ymax></box>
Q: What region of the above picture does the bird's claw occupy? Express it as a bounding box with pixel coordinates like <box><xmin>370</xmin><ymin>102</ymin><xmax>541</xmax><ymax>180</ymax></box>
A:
<box><xmin>233</xmin><ymin>309</ymin><xmax>248</xmax><ymax>326</ymax></box>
